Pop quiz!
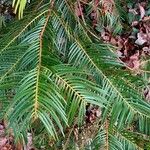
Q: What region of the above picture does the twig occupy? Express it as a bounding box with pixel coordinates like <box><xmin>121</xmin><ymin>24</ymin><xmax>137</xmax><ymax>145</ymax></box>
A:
<box><xmin>34</xmin><ymin>0</ymin><xmax>55</xmax><ymax>115</ymax></box>
<box><xmin>105</xmin><ymin>119</ymin><xmax>109</xmax><ymax>150</ymax></box>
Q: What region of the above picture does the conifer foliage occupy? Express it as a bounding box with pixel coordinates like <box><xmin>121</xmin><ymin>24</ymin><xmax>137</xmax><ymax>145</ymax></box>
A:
<box><xmin>0</xmin><ymin>0</ymin><xmax>150</xmax><ymax>149</ymax></box>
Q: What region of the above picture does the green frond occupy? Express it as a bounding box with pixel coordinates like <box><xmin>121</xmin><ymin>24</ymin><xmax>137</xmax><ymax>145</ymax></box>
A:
<box><xmin>42</xmin><ymin>65</ymin><xmax>106</xmax><ymax>125</ymax></box>
<box><xmin>86</xmin><ymin>128</ymin><xmax>145</xmax><ymax>150</ymax></box>
<box><xmin>1</xmin><ymin>0</ymin><xmax>150</xmax><ymax>149</ymax></box>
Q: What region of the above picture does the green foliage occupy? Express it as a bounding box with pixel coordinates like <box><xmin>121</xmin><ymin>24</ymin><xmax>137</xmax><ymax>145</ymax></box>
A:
<box><xmin>12</xmin><ymin>0</ymin><xmax>27</xmax><ymax>19</ymax></box>
<box><xmin>0</xmin><ymin>0</ymin><xmax>150</xmax><ymax>149</ymax></box>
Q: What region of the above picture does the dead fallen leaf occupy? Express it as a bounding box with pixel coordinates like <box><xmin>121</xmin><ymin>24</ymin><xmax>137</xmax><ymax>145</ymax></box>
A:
<box><xmin>143</xmin><ymin>47</ymin><xmax>150</xmax><ymax>55</ymax></box>
<box><xmin>101</xmin><ymin>31</ymin><xmax>110</xmax><ymax>42</ymax></box>
<box><xmin>102</xmin><ymin>0</ymin><xmax>115</xmax><ymax>14</ymax></box>
<box><xmin>95</xmin><ymin>108</ymin><xmax>101</xmax><ymax>117</ymax></box>
<box><xmin>139</xmin><ymin>4</ymin><xmax>145</xmax><ymax>19</ymax></box>
<box><xmin>135</xmin><ymin>32</ymin><xmax>147</xmax><ymax>45</ymax></box>
<box><xmin>132</xmin><ymin>21</ymin><xmax>139</xmax><ymax>27</ymax></box>
<box><xmin>132</xmin><ymin>59</ymin><xmax>140</xmax><ymax>70</ymax></box>
<box><xmin>126</xmin><ymin>52</ymin><xmax>140</xmax><ymax>71</ymax></box>
<box><xmin>144</xmin><ymin>87</ymin><xmax>150</xmax><ymax>103</ymax></box>
<box><xmin>143</xmin><ymin>16</ymin><xmax>150</xmax><ymax>22</ymax></box>
<box><xmin>129</xmin><ymin>8</ymin><xmax>138</xmax><ymax>15</ymax></box>
<box><xmin>110</xmin><ymin>37</ymin><xmax>117</xmax><ymax>45</ymax></box>
<box><xmin>0</xmin><ymin>138</ymin><xmax>7</xmax><ymax>148</ymax></box>
<box><xmin>116</xmin><ymin>50</ymin><xmax>123</xmax><ymax>57</ymax></box>
<box><xmin>0</xmin><ymin>124</ymin><xmax>4</xmax><ymax>130</ymax></box>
